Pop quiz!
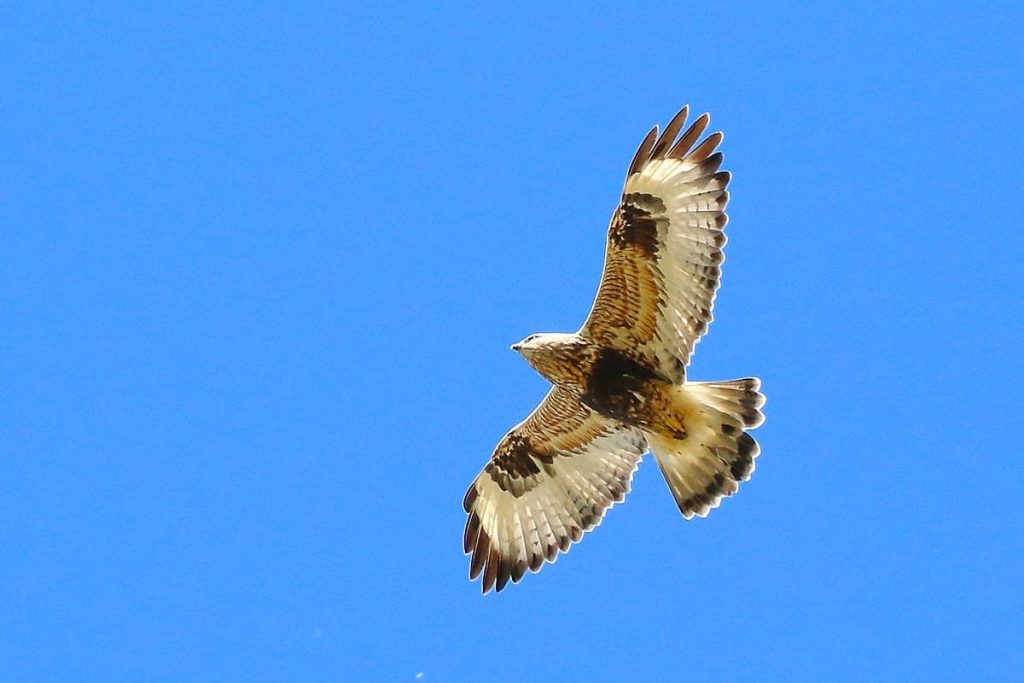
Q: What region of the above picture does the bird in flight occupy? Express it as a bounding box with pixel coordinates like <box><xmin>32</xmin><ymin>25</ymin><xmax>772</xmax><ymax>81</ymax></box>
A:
<box><xmin>463</xmin><ymin>105</ymin><xmax>766</xmax><ymax>593</ymax></box>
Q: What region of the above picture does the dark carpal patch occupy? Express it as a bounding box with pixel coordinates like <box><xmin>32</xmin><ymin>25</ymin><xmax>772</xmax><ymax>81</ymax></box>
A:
<box><xmin>611</xmin><ymin>193</ymin><xmax>666</xmax><ymax>257</ymax></box>
<box><xmin>489</xmin><ymin>434</ymin><xmax>538</xmax><ymax>479</ymax></box>
<box><xmin>487</xmin><ymin>433</ymin><xmax>556</xmax><ymax>494</ymax></box>
<box><xmin>624</xmin><ymin>192</ymin><xmax>666</xmax><ymax>213</ymax></box>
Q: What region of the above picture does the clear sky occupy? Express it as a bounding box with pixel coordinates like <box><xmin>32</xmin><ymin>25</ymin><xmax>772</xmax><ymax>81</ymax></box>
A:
<box><xmin>3</xmin><ymin>2</ymin><xmax>1023</xmax><ymax>681</ymax></box>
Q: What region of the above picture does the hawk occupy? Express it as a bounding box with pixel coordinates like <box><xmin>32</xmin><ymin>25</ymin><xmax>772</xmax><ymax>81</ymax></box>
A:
<box><xmin>463</xmin><ymin>105</ymin><xmax>766</xmax><ymax>593</ymax></box>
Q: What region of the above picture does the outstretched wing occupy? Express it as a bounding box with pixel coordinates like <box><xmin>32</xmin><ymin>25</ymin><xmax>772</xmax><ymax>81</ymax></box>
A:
<box><xmin>581</xmin><ymin>105</ymin><xmax>731</xmax><ymax>382</ymax></box>
<box><xmin>463</xmin><ymin>386</ymin><xmax>645</xmax><ymax>593</ymax></box>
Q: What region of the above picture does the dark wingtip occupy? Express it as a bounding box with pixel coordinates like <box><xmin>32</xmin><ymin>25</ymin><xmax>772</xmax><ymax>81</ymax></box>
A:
<box><xmin>649</xmin><ymin>105</ymin><xmax>690</xmax><ymax>160</ymax></box>
<box><xmin>627</xmin><ymin>125</ymin><xmax>659</xmax><ymax>177</ymax></box>
<box><xmin>463</xmin><ymin>512</ymin><xmax>480</xmax><ymax>554</ymax></box>
<box><xmin>689</xmin><ymin>131</ymin><xmax>724</xmax><ymax>163</ymax></box>
<box><xmin>701</xmin><ymin>152</ymin><xmax>724</xmax><ymax>176</ymax></box>
<box><xmin>469</xmin><ymin>529</ymin><xmax>489</xmax><ymax>580</ymax></box>
<box><xmin>462</xmin><ymin>484</ymin><xmax>478</xmax><ymax>512</ymax></box>
<box><xmin>496</xmin><ymin>559</ymin><xmax>512</xmax><ymax>592</ymax></box>
<box><xmin>482</xmin><ymin>546</ymin><xmax>500</xmax><ymax>593</ymax></box>
<box><xmin>668</xmin><ymin>112</ymin><xmax>711</xmax><ymax>159</ymax></box>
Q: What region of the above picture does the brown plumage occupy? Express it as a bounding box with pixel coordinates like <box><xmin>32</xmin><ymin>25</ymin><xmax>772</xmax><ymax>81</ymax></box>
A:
<box><xmin>463</xmin><ymin>105</ymin><xmax>766</xmax><ymax>593</ymax></box>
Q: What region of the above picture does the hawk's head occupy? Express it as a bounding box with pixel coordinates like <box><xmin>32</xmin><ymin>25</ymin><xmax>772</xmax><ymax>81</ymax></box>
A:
<box><xmin>511</xmin><ymin>333</ymin><xmax>590</xmax><ymax>386</ymax></box>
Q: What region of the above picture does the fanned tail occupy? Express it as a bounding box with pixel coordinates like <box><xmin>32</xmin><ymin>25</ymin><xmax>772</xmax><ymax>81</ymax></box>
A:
<box><xmin>646</xmin><ymin>378</ymin><xmax>765</xmax><ymax>519</ymax></box>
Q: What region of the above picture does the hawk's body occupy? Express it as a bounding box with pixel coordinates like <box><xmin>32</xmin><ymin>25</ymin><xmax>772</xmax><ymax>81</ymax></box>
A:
<box><xmin>463</xmin><ymin>106</ymin><xmax>766</xmax><ymax>593</ymax></box>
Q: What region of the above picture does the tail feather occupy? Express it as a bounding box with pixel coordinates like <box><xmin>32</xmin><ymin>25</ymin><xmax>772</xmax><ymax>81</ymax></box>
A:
<box><xmin>647</xmin><ymin>378</ymin><xmax>765</xmax><ymax>519</ymax></box>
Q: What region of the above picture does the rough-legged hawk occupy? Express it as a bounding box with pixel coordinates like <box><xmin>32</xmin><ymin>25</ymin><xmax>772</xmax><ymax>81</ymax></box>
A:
<box><xmin>463</xmin><ymin>105</ymin><xmax>766</xmax><ymax>593</ymax></box>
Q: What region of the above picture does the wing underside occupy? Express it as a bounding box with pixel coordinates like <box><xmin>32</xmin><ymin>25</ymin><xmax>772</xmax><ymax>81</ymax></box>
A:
<box><xmin>582</xmin><ymin>105</ymin><xmax>731</xmax><ymax>381</ymax></box>
<box><xmin>462</xmin><ymin>386</ymin><xmax>645</xmax><ymax>593</ymax></box>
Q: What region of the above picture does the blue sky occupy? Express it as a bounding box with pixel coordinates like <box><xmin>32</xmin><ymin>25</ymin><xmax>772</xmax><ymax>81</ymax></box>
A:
<box><xmin>3</xmin><ymin>2</ymin><xmax>1023</xmax><ymax>681</ymax></box>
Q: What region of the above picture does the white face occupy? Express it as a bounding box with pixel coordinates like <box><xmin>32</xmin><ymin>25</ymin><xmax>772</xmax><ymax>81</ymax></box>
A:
<box><xmin>510</xmin><ymin>333</ymin><xmax>569</xmax><ymax>357</ymax></box>
<box><xmin>509</xmin><ymin>332</ymin><xmax>587</xmax><ymax>386</ymax></box>
<box><xmin>510</xmin><ymin>334</ymin><xmax>587</xmax><ymax>378</ymax></box>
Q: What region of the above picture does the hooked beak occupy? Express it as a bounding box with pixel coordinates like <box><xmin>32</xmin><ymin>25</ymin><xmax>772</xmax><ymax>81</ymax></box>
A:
<box><xmin>510</xmin><ymin>342</ymin><xmax>522</xmax><ymax>352</ymax></box>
